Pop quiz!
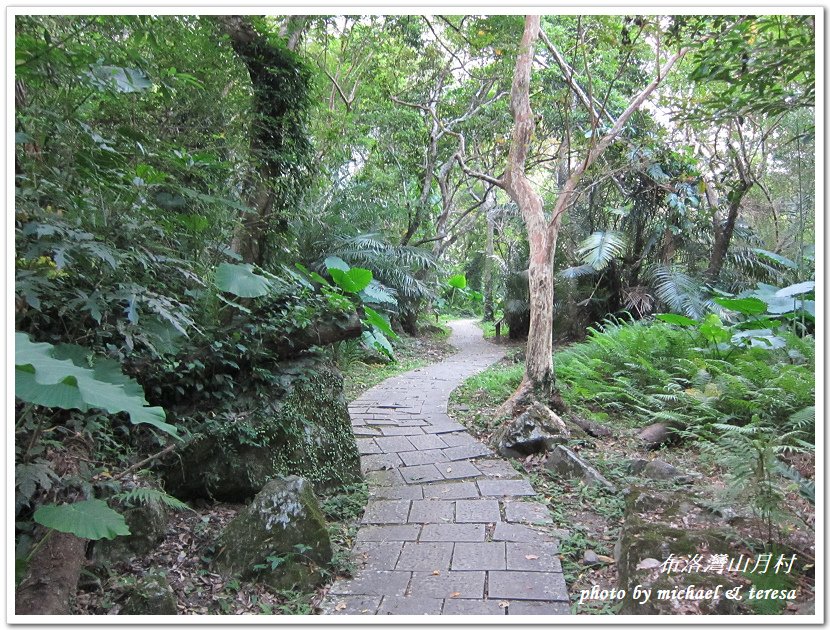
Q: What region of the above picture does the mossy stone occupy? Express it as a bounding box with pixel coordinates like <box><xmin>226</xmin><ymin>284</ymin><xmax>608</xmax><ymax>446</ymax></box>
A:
<box><xmin>121</xmin><ymin>570</ymin><xmax>177</xmax><ymax>615</ymax></box>
<box><xmin>164</xmin><ymin>357</ymin><xmax>361</xmax><ymax>500</ymax></box>
<box><xmin>96</xmin><ymin>501</ymin><xmax>169</xmax><ymax>565</ymax></box>
<box><xmin>213</xmin><ymin>476</ymin><xmax>332</xmax><ymax>591</ymax></box>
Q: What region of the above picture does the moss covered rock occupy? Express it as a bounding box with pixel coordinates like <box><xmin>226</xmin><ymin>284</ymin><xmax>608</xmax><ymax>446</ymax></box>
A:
<box><xmin>213</xmin><ymin>476</ymin><xmax>332</xmax><ymax>590</ymax></box>
<box><xmin>614</xmin><ymin>487</ymin><xmax>739</xmax><ymax>614</ymax></box>
<box><xmin>121</xmin><ymin>570</ymin><xmax>177</xmax><ymax>615</ymax></box>
<box><xmin>95</xmin><ymin>501</ymin><xmax>169</xmax><ymax>565</ymax></box>
<box><xmin>164</xmin><ymin>358</ymin><xmax>361</xmax><ymax>500</ymax></box>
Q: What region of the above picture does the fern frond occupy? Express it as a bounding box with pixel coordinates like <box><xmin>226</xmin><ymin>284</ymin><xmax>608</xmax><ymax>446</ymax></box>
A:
<box><xmin>116</xmin><ymin>487</ymin><xmax>193</xmax><ymax>512</ymax></box>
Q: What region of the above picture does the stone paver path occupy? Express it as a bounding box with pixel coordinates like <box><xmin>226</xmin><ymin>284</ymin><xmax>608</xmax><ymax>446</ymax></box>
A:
<box><xmin>322</xmin><ymin>320</ymin><xmax>569</xmax><ymax>616</ymax></box>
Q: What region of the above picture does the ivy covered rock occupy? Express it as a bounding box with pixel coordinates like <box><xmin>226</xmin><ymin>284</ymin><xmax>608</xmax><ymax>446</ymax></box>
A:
<box><xmin>163</xmin><ymin>357</ymin><xmax>361</xmax><ymax>500</ymax></box>
<box><xmin>120</xmin><ymin>570</ymin><xmax>177</xmax><ymax>615</ymax></box>
<box><xmin>491</xmin><ymin>401</ymin><xmax>569</xmax><ymax>458</ymax></box>
<box><xmin>614</xmin><ymin>488</ymin><xmax>738</xmax><ymax>614</ymax></box>
<box><xmin>213</xmin><ymin>476</ymin><xmax>332</xmax><ymax>590</ymax></box>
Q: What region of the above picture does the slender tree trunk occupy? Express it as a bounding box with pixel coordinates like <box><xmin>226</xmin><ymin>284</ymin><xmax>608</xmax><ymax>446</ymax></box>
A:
<box><xmin>483</xmin><ymin>210</ymin><xmax>495</xmax><ymax>321</ymax></box>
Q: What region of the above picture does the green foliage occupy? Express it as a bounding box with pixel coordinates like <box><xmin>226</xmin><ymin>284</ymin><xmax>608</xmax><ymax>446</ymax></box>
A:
<box><xmin>447</xmin><ymin>274</ymin><xmax>467</xmax><ymax>289</ymax></box>
<box><xmin>15</xmin><ymin>333</ymin><xmax>175</xmax><ymax>437</ymax></box>
<box><xmin>577</xmin><ymin>230</ymin><xmax>627</xmax><ymax>271</ymax></box>
<box><xmin>555</xmin><ymin>318</ymin><xmax>814</xmax><ymax>437</ymax></box>
<box><xmin>115</xmin><ymin>487</ymin><xmax>192</xmax><ymax>512</ymax></box>
<box><xmin>33</xmin><ymin>499</ymin><xmax>130</xmax><ymax>540</ymax></box>
<box><xmin>214</xmin><ymin>263</ymin><xmax>273</xmax><ymax>298</ymax></box>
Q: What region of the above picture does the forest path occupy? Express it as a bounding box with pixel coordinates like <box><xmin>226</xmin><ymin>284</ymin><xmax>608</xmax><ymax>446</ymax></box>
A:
<box><xmin>321</xmin><ymin>319</ymin><xmax>569</xmax><ymax>616</ymax></box>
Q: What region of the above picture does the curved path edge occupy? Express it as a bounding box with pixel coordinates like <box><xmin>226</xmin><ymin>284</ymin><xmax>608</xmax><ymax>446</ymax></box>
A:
<box><xmin>321</xmin><ymin>319</ymin><xmax>569</xmax><ymax>616</ymax></box>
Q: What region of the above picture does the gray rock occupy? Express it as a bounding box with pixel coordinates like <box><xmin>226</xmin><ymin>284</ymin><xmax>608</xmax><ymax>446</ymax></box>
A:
<box><xmin>643</xmin><ymin>459</ymin><xmax>683</xmax><ymax>480</ymax></box>
<box><xmin>491</xmin><ymin>402</ymin><xmax>569</xmax><ymax>458</ymax></box>
<box><xmin>164</xmin><ymin>358</ymin><xmax>361</xmax><ymax>500</ymax></box>
<box><xmin>625</xmin><ymin>459</ymin><xmax>649</xmax><ymax>474</ymax></box>
<box><xmin>583</xmin><ymin>550</ymin><xmax>601</xmax><ymax>565</ymax></box>
<box><xmin>214</xmin><ymin>476</ymin><xmax>333</xmax><ymax>590</ymax></box>
<box><xmin>636</xmin><ymin>422</ymin><xmax>673</xmax><ymax>449</ymax></box>
<box><xmin>121</xmin><ymin>570</ymin><xmax>177</xmax><ymax>615</ymax></box>
<box><xmin>544</xmin><ymin>446</ymin><xmax>617</xmax><ymax>492</ymax></box>
<box><xmin>95</xmin><ymin>499</ymin><xmax>169</xmax><ymax>565</ymax></box>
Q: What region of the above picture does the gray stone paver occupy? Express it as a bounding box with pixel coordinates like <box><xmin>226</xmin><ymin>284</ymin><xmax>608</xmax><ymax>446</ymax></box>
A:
<box><xmin>408</xmin><ymin>499</ymin><xmax>454</xmax><ymax>523</ymax></box>
<box><xmin>399</xmin><ymin>449</ymin><xmax>450</xmax><ymax>467</ymax></box>
<box><xmin>439</xmin><ymin>460</ymin><xmax>482</xmax><ymax>480</ymax></box>
<box><xmin>361</xmin><ymin>499</ymin><xmax>411</xmax><ymax>524</ymax></box>
<box><xmin>506</xmin><ymin>542</ymin><xmax>563</xmax><ymax>572</ymax></box>
<box><xmin>422</xmin><ymin>481</ymin><xmax>480</xmax><ymax>499</ymax></box>
<box><xmin>488</xmin><ymin>571</ymin><xmax>569</xmax><ymax>601</ymax></box>
<box><xmin>420</xmin><ymin>523</ymin><xmax>485</xmax><ymax>542</ymax></box>
<box><xmin>408</xmin><ymin>571</ymin><xmax>486</xmax><ymax>599</ymax></box>
<box><xmin>477</xmin><ymin>478</ymin><xmax>536</xmax><ymax>497</ymax></box>
<box><xmin>351</xmin><ymin>541</ymin><xmax>405</xmax><ymax>570</ymax></box>
<box><xmin>442</xmin><ymin>599</ymin><xmax>507</xmax><ymax>615</ymax></box>
<box><xmin>354</xmin><ymin>524</ymin><xmax>421</xmax><ymax>542</ymax></box>
<box><xmin>400</xmin><ymin>464</ymin><xmax>444</xmax><ymax>484</ymax></box>
<box><xmin>360</xmin><ymin>453</ymin><xmax>402</xmax><ymax>473</ymax></box>
<box><xmin>374</xmin><ymin>436</ymin><xmax>417</xmax><ymax>453</ymax></box>
<box><xmin>455</xmin><ymin>499</ymin><xmax>501</xmax><ymax>523</ymax></box>
<box><xmin>451</xmin><ymin>542</ymin><xmax>506</xmax><ymax>570</ymax></box>
<box><xmin>328</xmin><ymin>570</ymin><xmax>412</xmax><ymax>597</ymax></box>
<box><xmin>323</xmin><ymin>320</ymin><xmax>567</xmax><ymax>616</ymax></box>
<box><xmin>504</xmin><ymin>501</ymin><xmax>553</xmax><ymax>524</ymax></box>
<box><xmin>407</xmin><ymin>434</ymin><xmax>449</xmax><ymax>451</ymax></box>
<box><xmin>377</xmin><ymin>597</ymin><xmax>443</xmax><ymax>615</ymax></box>
<box><xmin>356</xmin><ymin>438</ymin><xmax>382</xmax><ymax>455</ymax></box>
<box><xmin>395</xmin><ymin>541</ymin><xmax>454</xmax><ymax>571</ymax></box>
<box><xmin>442</xmin><ymin>443</ymin><xmax>493</xmax><ymax>460</ymax></box>
<box><xmin>493</xmin><ymin>522</ymin><xmax>557</xmax><ymax>543</ymax></box>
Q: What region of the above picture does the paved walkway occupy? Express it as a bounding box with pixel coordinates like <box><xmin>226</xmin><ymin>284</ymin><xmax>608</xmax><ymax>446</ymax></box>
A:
<box><xmin>322</xmin><ymin>320</ymin><xmax>569</xmax><ymax>616</ymax></box>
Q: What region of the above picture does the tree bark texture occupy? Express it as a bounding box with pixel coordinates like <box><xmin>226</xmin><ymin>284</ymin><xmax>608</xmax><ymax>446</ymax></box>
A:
<box><xmin>15</xmin><ymin>436</ymin><xmax>91</xmax><ymax>615</ymax></box>
<box><xmin>218</xmin><ymin>16</ymin><xmax>312</xmax><ymax>265</ymax></box>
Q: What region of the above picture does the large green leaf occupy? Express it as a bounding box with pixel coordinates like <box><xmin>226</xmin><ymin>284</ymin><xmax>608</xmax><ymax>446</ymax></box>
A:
<box><xmin>656</xmin><ymin>313</ymin><xmax>697</xmax><ymax>327</ymax></box>
<box><xmin>698</xmin><ymin>314</ymin><xmax>730</xmax><ymax>344</ymax></box>
<box><xmin>329</xmin><ymin>267</ymin><xmax>372</xmax><ymax>293</ymax></box>
<box><xmin>775</xmin><ymin>281</ymin><xmax>815</xmax><ymax>298</ymax></box>
<box><xmin>15</xmin><ymin>333</ymin><xmax>175</xmax><ymax>437</ymax></box>
<box><xmin>34</xmin><ymin>499</ymin><xmax>130</xmax><ymax>540</ymax></box>
<box><xmin>712</xmin><ymin>297</ymin><xmax>767</xmax><ymax>316</ymax></box>
<box><xmin>324</xmin><ymin>256</ymin><xmax>350</xmax><ymax>272</ymax></box>
<box><xmin>364</xmin><ymin>306</ymin><xmax>399</xmax><ymax>340</ymax></box>
<box><xmin>86</xmin><ymin>65</ymin><xmax>152</xmax><ymax>93</ymax></box>
<box><xmin>447</xmin><ymin>274</ymin><xmax>467</xmax><ymax>289</ymax></box>
<box><xmin>215</xmin><ymin>263</ymin><xmax>272</xmax><ymax>298</ymax></box>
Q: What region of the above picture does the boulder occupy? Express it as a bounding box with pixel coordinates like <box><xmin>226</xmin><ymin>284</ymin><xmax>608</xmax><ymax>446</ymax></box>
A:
<box><xmin>95</xmin><ymin>500</ymin><xmax>169</xmax><ymax>565</ymax></box>
<box><xmin>492</xmin><ymin>402</ymin><xmax>569</xmax><ymax>458</ymax></box>
<box><xmin>614</xmin><ymin>487</ymin><xmax>739</xmax><ymax>615</ymax></box>
<box><xmin>121</xmin><ymin>570</ymin><xmax>177</xmax><ymax>615</ymax></box>
<box><xmin>636</xmin><ymin>422</ymin><xmax>674</xmax><ymax>449</ymax></box>
<box><xmin>643</xmin><ymin>460</ymin><xmax>683</xmax><ymax>481</ymax></box>
<box><xmin>567</xmin><ymin>414</ymin><xmax>613</xmax><ymax>438</ymax></box>
<box><xmin>544</xmin><ymin>445</ymin><xmax>617</xmax><ymax>492</ymax></box>
<box><xmin>213</xmin><ymin>476</ymin><xmax>333</xmax><ymax>590</ymax></box>
<box><xmin>164</xmin><ymin>358</ymin><xmax>361</xmax><ymax>500</ymax></box>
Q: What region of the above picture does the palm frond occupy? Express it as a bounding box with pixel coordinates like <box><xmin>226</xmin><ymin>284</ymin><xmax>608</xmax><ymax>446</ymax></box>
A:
<box><xmin>577</xmin><ymin>230</ymin><xmax>627</xmax><ymax>271</ymax></box>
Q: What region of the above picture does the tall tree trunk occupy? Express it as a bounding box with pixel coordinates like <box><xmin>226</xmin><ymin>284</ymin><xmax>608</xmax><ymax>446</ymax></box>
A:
<box><xmin>15</xmin><ymin>435</ymin><xmax>91</xmax><ymax>615</ymax></box>
<box><xmin>706</xmin><ymin>180</ymin><xmax>752</xmax><ymax>282</ymax></box>
<box><xmin>483</xmin><ymin>208</ymin><xmax>495</xmax><ymax>321</ymax></box>
<box><xmin>218</xmin><ymin>16</ymin><xmax>312</xmax><ymax>265</ymax></box>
